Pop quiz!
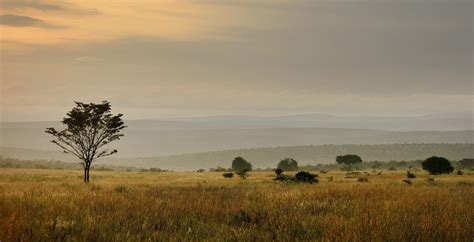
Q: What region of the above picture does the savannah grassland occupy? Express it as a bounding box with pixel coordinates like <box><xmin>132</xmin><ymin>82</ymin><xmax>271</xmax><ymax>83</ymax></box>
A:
<box><xmin>0</xmin><ymin>168</ymin><xmax>473</xmax><ymax>241</ymax></box>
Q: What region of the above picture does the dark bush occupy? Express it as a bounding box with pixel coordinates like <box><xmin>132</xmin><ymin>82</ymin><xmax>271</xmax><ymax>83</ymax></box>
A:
<box><xmin>295</xmin><ymin>171</ymin><xmax>318</xmax><ymax>184</ymax></box>
<box><xmin>422</xmin><ymin>156</ymin><xmax>454</xmax><ymax>175</ymax></box>
<box><xmin>406</xmin><ymin>171</ymin><xmax>416</xmax><ymax>178</ymax></box>
<box><xmin>457</xmin><ymin>170</ymin><xmax>464</xmax><ymax>175</ymax></box>
<box><xmin>222</xmin><ymin>172</ymin><xmax>234</xmax><ymax>178</ymax></box>
<box><xmin>275</xmin><ymin>168</ymin><xmax>283</xmax><ymax>176</ymax></box>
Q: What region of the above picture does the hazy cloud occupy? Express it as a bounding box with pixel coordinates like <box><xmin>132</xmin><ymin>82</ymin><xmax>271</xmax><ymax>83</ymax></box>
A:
<box><xmin>0</xmin><ymin>0</ymin><xmax>100</xmax><ymax>15</ymax></box>
<box><xmin>74</xmin><ymin>56</ymin><xmax>104</xmax><ymax>62</ymax></box>
<box><xmin>0</xmin><ymin>14</ymin><xmax>65</xmax><ymax>28</ymax></box>
<box><xmin>1</xmin><ymin>0</ymin><xmax>62</xmax><ymax>11</ymax></box>
<box><xmin>0</xmin><ymin>14</ymin><xmax>42</xmax><ymax>27</ymax></box>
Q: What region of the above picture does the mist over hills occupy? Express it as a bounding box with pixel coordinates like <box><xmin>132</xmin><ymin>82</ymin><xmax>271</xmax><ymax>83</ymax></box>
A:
<box><xmin>1</xmin><ymin>144</ymin><xmax>473</xmax><ymax>171</ymax></box>
<box><xmin>1</xmin><ymin>113</ymin><xmax>472</xmax><ymax>159</ymax></box>
<box><xmin>0</xmin><ymin>114</ymin><xmax>474</xmax><ymax>169</ymax></box>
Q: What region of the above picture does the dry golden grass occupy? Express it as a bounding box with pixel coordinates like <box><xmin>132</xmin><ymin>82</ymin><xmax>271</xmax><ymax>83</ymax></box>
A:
<box><xmin>0</xmin><ymin>168</ymin><xmax>473</xmax><ymax>241</ymax></box>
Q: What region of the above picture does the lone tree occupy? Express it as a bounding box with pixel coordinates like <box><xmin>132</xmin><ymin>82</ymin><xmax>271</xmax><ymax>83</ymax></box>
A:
<box><xmin>231</xmin><ymin>156</ymin><xmax>252</xmax><ymax>173</ymax></box>
<box><xmin>422</xmin><ymin>156</ymin><xmax>454</xmax><ymax>175</ymax></box>
<box><xmin>45</xmin><ymin>101</ymin><xmax>126</xmax><ymax>182</ymax></box>
<box><xmin>277</xmin><ymin>158</ymin><xmax>298</xmax><ymax>171</ymax></box>
<box><xmin>336</xmin><ymin>154</ymin><xmax>362</xmax><ymax>166</ymax></box>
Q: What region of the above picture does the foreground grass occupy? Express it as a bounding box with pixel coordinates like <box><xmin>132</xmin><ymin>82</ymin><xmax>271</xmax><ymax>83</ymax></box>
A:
<box><xmin>0</xmin><ymin>169</ymin><xmax>473</xmax><ymax>241</ymax></box>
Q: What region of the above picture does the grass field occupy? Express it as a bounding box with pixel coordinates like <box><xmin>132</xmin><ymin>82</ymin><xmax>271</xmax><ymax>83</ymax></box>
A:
<box><xmin>0</xmin><ymin>168</ymin><xmax>473</xmax><ymax>241</ymax></box>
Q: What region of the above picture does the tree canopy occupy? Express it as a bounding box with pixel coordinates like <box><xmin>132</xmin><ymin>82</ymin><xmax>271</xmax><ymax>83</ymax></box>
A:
<box><xmin>231</xmin><ymin>156</ymin><xmax>252</xmax><ymax>172</ymax></box>
<box><xmin>277</xmin><ymin>158</ymin><xmax>299</xmax><ymax>171</ymax></box>
<box><xmin>422</xmin><ymin>156</ymin><xmax>454</xmax><ymax>175</ymax></box>
<box><xmin>336</xmin><ymin>154</ymin><xmax>363</xmax><ymax>165</ymax></box>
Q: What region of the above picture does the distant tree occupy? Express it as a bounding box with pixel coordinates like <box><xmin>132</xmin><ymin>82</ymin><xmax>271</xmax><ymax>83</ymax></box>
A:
<box><xmin>277</xmin><ymin>158</ymin><xmax>298</xmax><ymax>171</ymax></box>
<box><xmin>458</xmin><ymin>158</ymin><xmax>474</xmax><ymax>169</ymax></box>
<box><xmin>421</xmin><ymin>156</ymin><xmax>454</xmax><ymax>175</ymax></box>
<box><xmin>45</xmin><ymin>101</ymin><xmax>126</xmax><ymax>183</ymax></box>
<box><xmin>231</xmin><ymin>157</ymin><xmax>252</xmax><ymax>172</ymax></box>
<box><xmin>336</xmin><ymin>155</ymin><xmax>362</xmax><ymax>167</ymax></box>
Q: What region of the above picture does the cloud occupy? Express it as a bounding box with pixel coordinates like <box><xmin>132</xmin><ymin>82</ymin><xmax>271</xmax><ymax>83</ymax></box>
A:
<box><xmin>74</xmin><ymin>56</ymin><xmax>104</xmax><ymax>62</ymax></box>
<box><xmin>0</xmin><ymin>14</ymin><xmax>65</xmax><ymax>28</ymax></box>
<box><xmin>1</xmin><ymin>0</ymin><xmax>63</xmax><ymax>11</ymax></box>
<box><xmin>0</xmin><ymin>14</ymin><xmax>42</xmax><ymax>27</ymax></box>
<box><xmin>0</xmin><ymin>0</ymin><xmax>100</xmax><ymax>15</ymax></box>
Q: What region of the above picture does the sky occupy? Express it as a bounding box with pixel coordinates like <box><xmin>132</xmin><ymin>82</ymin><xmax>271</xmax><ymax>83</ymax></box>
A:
<box><xmin>1</xmin><ymin>0</ymin><xmax>473</xmax><ymax>121</ymax></box>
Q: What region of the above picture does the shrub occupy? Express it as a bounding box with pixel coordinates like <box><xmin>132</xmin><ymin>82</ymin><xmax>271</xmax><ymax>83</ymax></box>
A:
<box><xmin>277</xmin><ymin>158</ymin><xmax>298</xmax><ymax>171</ymax></box>
<box><xmin>457</xmin><ymin>170</ymin><xmax>464</xmax><ymax>175</ymax></box>
<box><xmin>232</xmin><ymin>157</ymin><xmax>252</xmax><ymax>173</ymax></box>
<box><xmin>422</xmin><ymin>156</ymin><xmax>454</xmax><ymax>175</ymax></box>
<box><xmin>274</xmin><ymin>168</ymin><xmax>283</xmax><ymax>176</ymax></box>
<box><xmin>222</xmin><ymin>172</ymin><xmax>234</xmax><ymax>178</ymax></box>
<box><xmin>295</xmin><ymin>171</ymin><xmax>318</xmax><ymax>184</ymax></box>
<box><xmin>196</xmin><ymin>169</ymin><xmax>206</xmax><ymax>173</ymax></box>
<box><xmin>320</xmin><ymin>170</ymin><xmax>328</xmax><ymax>174</ymax></box>
<box><xmin>406</xmin><ymin>171</ymin><xmax>416</xmax><ymax>178</ymax></box>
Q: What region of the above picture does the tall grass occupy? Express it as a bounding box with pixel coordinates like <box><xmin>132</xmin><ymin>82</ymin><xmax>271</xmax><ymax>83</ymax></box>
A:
<box><xmin>0</xmin><ymin>169</ymin><xmax>473</xmax><ymax>241</ymax></box>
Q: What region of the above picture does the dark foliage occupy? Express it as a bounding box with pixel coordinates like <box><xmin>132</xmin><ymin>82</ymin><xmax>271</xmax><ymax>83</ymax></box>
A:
<box><xmin>275</xmin><ymin>168</ymin><xmax>283</xmax><ymax>176</ymax></box>
<box><xmin>421</xmin><ymin>156</ymin><xmax>454</xmax><ymax>175</ymax></box>
<box><xmin>336</xmin><ymin>154</ymin><xmax>363</xmax><ymax>165</ymax></box>
<box><xmin>295</xmin><ymin>171</ymin><xmax>319</xmax><ymax>184</ymax></box>
<box><xmin>223</xmin><ymin>172</ymin><xmax>234</xmax><ymax>178</ymax></box>
<box><xmin>231</xmin><ymin>157</ymin><xmax>252</xmax><ymax>172</ymax></box>
<box><xmin>406</xmin><ymin>171</ymin><xmax>416</xmax><ymax>178</ymax></box>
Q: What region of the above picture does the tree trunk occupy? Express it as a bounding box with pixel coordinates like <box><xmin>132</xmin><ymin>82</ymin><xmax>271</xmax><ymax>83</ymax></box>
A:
<box><xmin>83</xmin><ymin>162</ymin><xmax>91</xmax><ymax>183</ymax></box>
<box><xmin>86</xmin><ymin>167</ymin><xmax>90</xmax><ymax>182</ymax></box>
